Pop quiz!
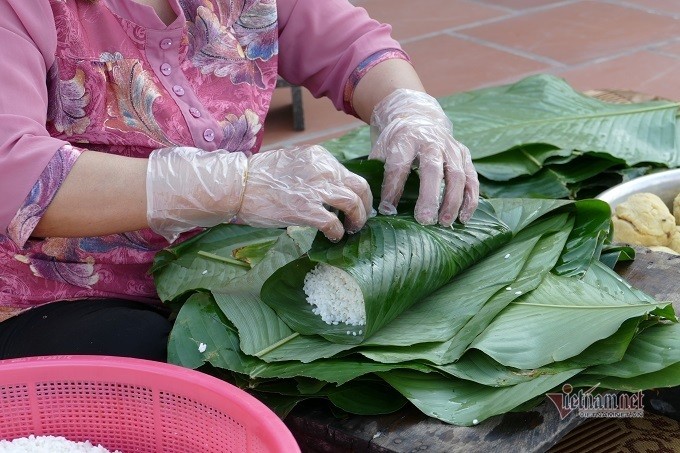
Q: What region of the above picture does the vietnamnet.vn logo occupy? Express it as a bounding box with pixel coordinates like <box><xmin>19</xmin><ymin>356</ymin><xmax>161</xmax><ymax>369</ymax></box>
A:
<box><xmin>546</xmin><ymin>383</ymin><xmax>645</xmax><ymax>419</ymax></box>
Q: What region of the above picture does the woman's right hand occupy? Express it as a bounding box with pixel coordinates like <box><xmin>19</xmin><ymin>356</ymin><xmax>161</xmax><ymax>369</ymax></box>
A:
<box><xmin>146</xmin><ymin>146</ymin><xmax>373</xmax><ymax>243</ymax></box>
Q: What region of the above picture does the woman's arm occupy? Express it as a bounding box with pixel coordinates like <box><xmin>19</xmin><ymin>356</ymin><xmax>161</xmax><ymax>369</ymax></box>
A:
<box><xmin>351</xmin><ymin>58</ymin><xmax>425</xmax><ymax>123</ymax></box>
<box><xmin>0</xmin><ymin>2</ymin><xmax>150</xmax><ymax>240</ymax></box>
<box><xmin>277</xmin><ymin>0</ymin><xmax>478</xmax><ymax>225</ymax></box>
<box><xmin>34</xmin><ymin>73</ymin><xmax>465</xmax><ymax>242</ymax></box>
<box><xmin>35</xmin><ymin>143</ymin><xmax>372</xmax><ymax>243</ymax></box>
<box><xmin>16</xmin><ymin>0</ymin><xmax>371</xmax><ymax>243</ymax></box>
<box><xmin>32</xmin><ymin>152</ymin><xmax>149</xmax><ymax>238</ymax></box>
<box><xmin>0</xmin><ymin>1</ymin><xmax>149</xmax><ymax>240</ymax></box>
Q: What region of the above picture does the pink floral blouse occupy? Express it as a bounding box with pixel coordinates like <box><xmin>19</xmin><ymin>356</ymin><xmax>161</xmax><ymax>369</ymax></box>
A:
<box><xmin>0</xmin><ymin>0</ymin><xmax>408</xmax><ymax>321</ymax></box>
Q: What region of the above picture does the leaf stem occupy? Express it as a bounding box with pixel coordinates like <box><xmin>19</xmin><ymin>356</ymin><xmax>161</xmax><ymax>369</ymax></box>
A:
<box><xmin>520</xmin><ymin>149</ymin><xmax>543</xmax><ymax>168</ymax></box>
<box><xmin>197</xmin><ymin>250</ymin><xmax>251</xmax><ymax>268</ymax></box>
<box><xmin>254</xmin><ymin>332</ymin><xmax>300</xmax><ymax>357</ymax></box>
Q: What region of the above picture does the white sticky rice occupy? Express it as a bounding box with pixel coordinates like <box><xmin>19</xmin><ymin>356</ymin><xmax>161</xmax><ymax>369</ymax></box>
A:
<box><xmin>0</xmin><ymin>435</ymin><xmax>120</xmax><ymax>453</ymax></box>
<box><xmin>303</xmin><ymin>263</ymin><xmax>366</xmax><ymax>326</ymax></box>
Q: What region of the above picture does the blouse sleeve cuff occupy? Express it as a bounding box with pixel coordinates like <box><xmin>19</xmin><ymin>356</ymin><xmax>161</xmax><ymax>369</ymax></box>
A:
<box><xmin>5</xmin><ymin>144</ymin><xmax>83</xmax><ymax>247</ymax></box>
<box><xmin>342</xmin><ymin>48</ymin><xmax>412</xmax><ymax>117</ymax></box>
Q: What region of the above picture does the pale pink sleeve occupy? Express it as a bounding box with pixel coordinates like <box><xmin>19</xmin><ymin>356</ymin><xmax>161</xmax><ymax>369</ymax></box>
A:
<box><xmin>277</xmin><ymin>0</ymin><xmax>410</xmax><ymax>114</ymax></box>
<box><xmin>0</xmin><ymin>0</ymin><xmax>70</xmax><ymax>233</ymax></box>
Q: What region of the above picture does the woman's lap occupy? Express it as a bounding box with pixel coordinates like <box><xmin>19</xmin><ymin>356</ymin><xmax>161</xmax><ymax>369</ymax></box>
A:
<box><xmin>0</xmin><ymin>299</ymin><xmax>171</xmax><ymax>361</ymax></box>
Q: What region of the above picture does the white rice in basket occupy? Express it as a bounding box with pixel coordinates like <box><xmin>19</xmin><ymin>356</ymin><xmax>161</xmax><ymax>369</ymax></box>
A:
<box><xmin>0</xmin><ymin>435</ymin><xmax>120</xmax><ymax>453</ymax></box>
<box><xmin>303</xmin><ymin>263</ymin><xmax>366</xmax><ymax>326</ymax></box>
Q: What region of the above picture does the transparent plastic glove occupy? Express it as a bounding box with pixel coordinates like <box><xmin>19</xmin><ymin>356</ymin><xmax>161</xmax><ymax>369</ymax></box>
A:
<box><xmin>370</xmin><ymin>88</ymin><xmax>479</xmax><ymax>226</ymax></box>
<box><xmin>146</xmin><ymin>146</ymin><xmax>248</xmax><ymax>243</ymax></box>
<box><xmin>146</xmin><ymin>146</ymin><xmax>372</xmax><ymax>243</ymax></box>
<box><xmin>234</xmin><ymin>145</ymin><xmax>373</xmax><ymax>242</ymax></box>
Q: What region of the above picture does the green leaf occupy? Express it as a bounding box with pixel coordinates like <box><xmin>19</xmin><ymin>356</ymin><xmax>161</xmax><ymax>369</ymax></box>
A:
<box><xmin>158</xmin><ymin>196</ymin><xmax>679</xmax><ymax>425</ymax></box>
<box><xmin>436</xmin><ymin>317</ymin><xmax>638</xmax><ymax>387</ymax></box>
<box><xmin>572</xmin><ymin>362</ymin><xmax>680</xmax><ymax>392</ymax></box>
<box><xmin>171</xmin><ymin>294</ymin><xmax>427</xmax><ymax>385</ymax></box>
<box><xmin>361</xmin><ymin>234</ymin><xmax>541</xmax><ymax>347</ymax></box>
<box><xmin>261</xmin><ymin>201</ymin><xmax>512</xmax><ymax>344</ymax></box>
<box><xmin>167</xmin><ymin>292</ymin><xmax>248</xmax><ymax>371</ymax></box>
<box><xmin>549</xmin><ymin>155</ymin><xmax>619</xmax><ymax>184</ymax></box>
<box><xmin>360</xmin><ymin>216</ymin><xmax>572</xmax><ymax>364</ymax></box>
<box><xmin>152</xmin><ymin>224</ymin><xmax>286</xmax><ymax>302</ymax></box>
<box><xmin>599</xmin><ymin>244</ymin><xmax>635</xmax><ymax>269</ymax></box>
<box><xmin>470</xmin><ymin>272</ymin><xmax>672</xmax><ymax>369</ymax></box>
<box><xmin>584</xmin><ymin>323</ymin><xmax>680</xmax><ymax>378</ymax></box>
<box><xmin>438</xmin><ymin>74</ymin><xmax>680</xmax><ymax>166</ymax></box>
<box><xmin>152</xmin><ymin>72</ymin><xmax>680</xmax><ymax>426</ymax></box>
<box><xmin>480</xmin><ymin>170</ymin><xmax>570</xmax><ymax>199</ymax></box>
<box><xmin>379</xmin><ymin>368</ymin><xmax>580</xmax><ymax>426</ymax></box>
<box><xmin>221</xmin><ymin>226</ymin><xmax>317</xmax><ymax>297</ymax></box>
<box><xmin>213</xmin><ymin>291</ymin><xmax>298</xmax><ymax>358</ymax></box>
<box><xmin>296</xmin><ymin>378</ymin><xmax>328</xmax><ymax>395</ymax></box>
<box><xmin>486</xmin><ymin>198</ymin><xmax>571</xmax><ymax>235</ymax></box>
<box><xmin>439</xmin><ymin>221</ymin><xmax>573</xmax><ymax>362</ymax></box>
<box><xmin>253</xmin><ymin>355</ymin><xmax>430</xmax><ymax>386</ymax></box>
<box><xmin>321</xmin><ymin>75</ymin><xmax>679</xmax><ymax>202</ymax></box>
<box><xmin>255</xmin><ymin>334</ymin><xmax>353</xmax><ymax>363</ymax></box>
<box><xmin>556</xmin><ymin>317</ymin><xmax>640</xmax><ymax>369</ymax></box>
<box><xmin>432</xmin><ymin>350</ymin><xmax>564</xmax><ymax>387</ymax></box>
<box><xmin>327</xmin><ymin>379</ymin><xmax>408</xmax><ymax>415</ymax></box>
<box><xmin>553</xmin><ymin>199</ymin><xmax>612</xmax><ymax>277</ymax></box>
<box><xmin>473</xmin><ymin>145</ymin><xmax>560</xmax><ymax>181</ymax></box>
<box><xmin>342</xmin><ymin>158</ymin><xmax>420</xmax><ymax>212</ymax></box>
<box><xmin>322</xmin><ymin>126</ymin><xmax>371</xmax><ymax>161</ymax></box>
<box><xmin>581</xmin><ymin>259</ymin><xmax>656</xmax><ymax>304</ymax></box>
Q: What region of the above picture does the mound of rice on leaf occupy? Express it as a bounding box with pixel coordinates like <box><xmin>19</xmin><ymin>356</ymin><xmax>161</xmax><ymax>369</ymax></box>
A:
<box><xmin>303</xmin><ymin>263</ymin><xmax>365</xmax><ymax>326</ymax></box>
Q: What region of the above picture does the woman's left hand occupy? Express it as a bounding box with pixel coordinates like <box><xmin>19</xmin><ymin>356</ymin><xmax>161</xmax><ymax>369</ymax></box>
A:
<box><xmin>369</xmin><ymin>88</ymin><xmax>479</xmax><ymax>227</ymax></box>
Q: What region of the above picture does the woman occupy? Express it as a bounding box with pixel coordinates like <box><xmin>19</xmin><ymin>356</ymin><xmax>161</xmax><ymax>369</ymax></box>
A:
<box><xmin>0</xmin><ymin>0</ymin><xmax>478</xmax><ymax>360</ymax></box>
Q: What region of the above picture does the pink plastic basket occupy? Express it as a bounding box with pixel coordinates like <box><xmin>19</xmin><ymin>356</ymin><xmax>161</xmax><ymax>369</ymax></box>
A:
<box><xmin>0</xmin><ymin>355</ymin><xmax>300</xmax><ymax>452</ymax></box>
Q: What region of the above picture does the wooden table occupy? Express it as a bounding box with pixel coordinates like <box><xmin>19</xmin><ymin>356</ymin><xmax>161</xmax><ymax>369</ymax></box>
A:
<box><xmin>284</xmin><ymin>247</ymin><xmax>680</xmax><ymax>452</ymax></box>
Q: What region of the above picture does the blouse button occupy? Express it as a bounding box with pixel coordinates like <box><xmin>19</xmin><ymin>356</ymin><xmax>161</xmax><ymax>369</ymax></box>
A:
<box><xmin>203</xmin><ymin>128</ymin><xmax>215</xmax><ymax>142</ymax></box>
<box><xmin>172</xmin><ymin>85</ymin><xmax>185</xmax><ymax>96</ymax></box>
<box><xmin>160</xmin><ymin>63</ymin><xmax>172</xmax><ymax>76</ymax></box>
<box><xmin>189</xmin><ymin>107</ymin><xmax>201</xmax><ymax>118</ymax></box>
<box><xmin>160</xmin><ymin>38</ymin><xmax>173</xmax><ymax>49</ymax></box>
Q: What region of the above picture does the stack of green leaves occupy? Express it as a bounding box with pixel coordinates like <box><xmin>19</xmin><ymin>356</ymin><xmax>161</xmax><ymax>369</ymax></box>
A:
<box><xmin>152</xmin><ymin>181</ymin><xmax>680</xmax><ymax>425</ymax></box>
<box><xmin>323</xmin><ymin>74</ymin><xmax>680</xmax><ymax>200</ymax></box>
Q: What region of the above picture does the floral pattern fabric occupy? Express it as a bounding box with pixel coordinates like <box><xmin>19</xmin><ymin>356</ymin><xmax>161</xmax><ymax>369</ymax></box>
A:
<box><xmin>0</xmin><ymin>0</ymin><xmax>407</xmax><ymax>320</ymax></box>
